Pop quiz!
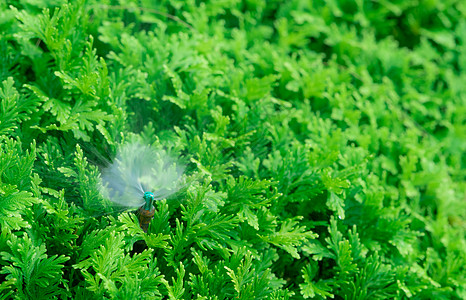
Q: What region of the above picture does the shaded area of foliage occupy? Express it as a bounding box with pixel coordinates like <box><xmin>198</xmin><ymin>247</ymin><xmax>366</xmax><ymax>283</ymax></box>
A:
<box><xmin>0</xmin><ymin>0</ymin><xmax>465</xmax><ymax>299</ymax></box>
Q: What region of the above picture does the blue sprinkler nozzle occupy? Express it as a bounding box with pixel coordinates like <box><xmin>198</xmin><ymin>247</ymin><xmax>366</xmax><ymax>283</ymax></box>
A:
<box><xmin>143</xmin><ymin>191</ymin><xmax>155</xmax><ymax>211</ymax></box>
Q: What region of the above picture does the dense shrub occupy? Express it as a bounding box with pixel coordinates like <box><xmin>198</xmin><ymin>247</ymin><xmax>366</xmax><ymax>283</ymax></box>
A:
<box><xmin>0</xmin><ymin>0</ymin><xmax>465</xmax><ymax>299</ymax></box>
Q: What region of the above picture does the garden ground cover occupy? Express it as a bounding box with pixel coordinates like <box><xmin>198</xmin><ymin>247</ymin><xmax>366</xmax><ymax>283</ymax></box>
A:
<box><xmin>0</xmin><ymin>0</ymin><xmax>465</xmax><ymax>299</ymax></box>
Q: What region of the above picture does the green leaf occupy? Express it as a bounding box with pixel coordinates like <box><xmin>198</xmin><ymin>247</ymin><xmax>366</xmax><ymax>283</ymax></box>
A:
<box><xmin>260</xmin><ymin>217</ymin><xmax>317</xmax><ymax>259</ymax></box>
<box><xmin>327</xmin><ymin>191</ymin><xmax>345</xmax><ymax>219</ymax></box>
<box><xmin>0</xmin><ymin>78</ymin><xmax>20</xmax><ymax>136</ymax></box>
<box><xmin>145</xmin><ymin>233</ymin><xmax>170</xmax><ymax>249</ymax></box>
<box><xmin>245</xmin><ymin>74</ymin><xmax>279</xmax><ymax>102</ymax></box>
<box><xmin>164</xmin><ymin>262</ymin><xmax>186</xmax><ymax>300</ymax></box>
<box><xmin>0</xmin><ymin>233</ymin><xmax>69</xmax><ymax>299</ymax></box>
<box><xmin>300</xmin><ymin>263</ymin><xmax>334</xmax><ymax>299</ymax></box>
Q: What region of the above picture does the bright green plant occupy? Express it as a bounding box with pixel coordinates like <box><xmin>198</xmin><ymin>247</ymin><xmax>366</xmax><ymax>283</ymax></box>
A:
<box><xmin>0</xmin><ymin>0</ymin><xmax>465</xmax><ymax>299</ymax></box>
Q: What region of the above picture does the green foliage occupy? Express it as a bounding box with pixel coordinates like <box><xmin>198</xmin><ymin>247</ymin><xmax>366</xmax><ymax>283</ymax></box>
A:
<box><xmin>0</xmin><ymin>233</ymin><xmax>69</xmax><ymax>299</ymax></box>
<box><xmin>74</xmin><ymin>227</ymin><xmax>164</xmax><ymax>299</ymax></box>
<box><xmin>0</xmin><ymin>0</ymin><xmax>465</xmax><ymax>299</ymax></box>
<box><xmin>0</xmin><ymin>77</ymin><xmax>41</xmax><ymax>136</ymax></box>
<box><xmin>0</xmin><ymin>138</ymin><xmax>39</xmax><ymax>230</ymax></box>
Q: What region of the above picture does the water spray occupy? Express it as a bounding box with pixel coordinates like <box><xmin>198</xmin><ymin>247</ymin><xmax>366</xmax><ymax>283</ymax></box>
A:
<box><xmin>99</xmin><ymin>142</ymin><xmax>184</xmax><ymax>232</ymax></box>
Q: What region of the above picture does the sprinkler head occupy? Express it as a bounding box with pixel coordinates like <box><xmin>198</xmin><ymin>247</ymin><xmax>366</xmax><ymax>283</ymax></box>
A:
<box><xmin>143</xmin><ymin>191</ymin><xmax>155</xmax><ymax>211</ymax></box>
